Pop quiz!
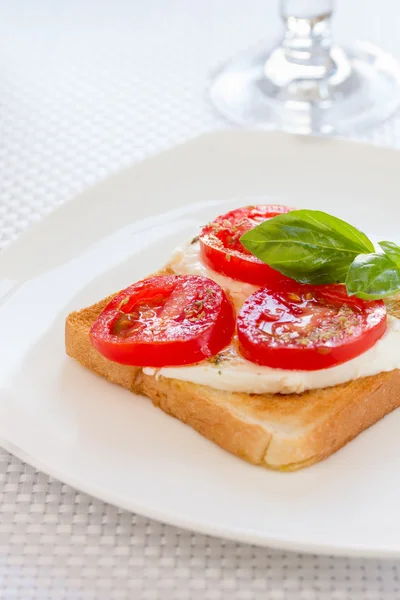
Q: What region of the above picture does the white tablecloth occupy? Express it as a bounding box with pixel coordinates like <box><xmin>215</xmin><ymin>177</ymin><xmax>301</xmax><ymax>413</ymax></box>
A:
<box><xmin>2</xmin><ymin>0</ymin><xmax>400</xmax><ymax>598</ymax></box>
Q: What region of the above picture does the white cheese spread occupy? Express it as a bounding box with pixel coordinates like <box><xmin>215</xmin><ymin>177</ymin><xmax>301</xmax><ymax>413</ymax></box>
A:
<box><xmin>168</xmin><ymin>241</ymin><xmax>258</xmax><ymax>309</ymax></box>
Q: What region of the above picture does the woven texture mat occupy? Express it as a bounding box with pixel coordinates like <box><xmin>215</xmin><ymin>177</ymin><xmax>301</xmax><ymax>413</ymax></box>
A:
<box><xmin>1</xmin><ymin>0</ymin><xmax>400</xmax><ymax>598</ymax></box>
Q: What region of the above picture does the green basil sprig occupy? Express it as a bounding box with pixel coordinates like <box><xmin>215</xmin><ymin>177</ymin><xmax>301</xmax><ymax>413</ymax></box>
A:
<box><xmin>240</xmin><ymin>209</ymin><xmax>400</xmax><ymax>300</ymax></box>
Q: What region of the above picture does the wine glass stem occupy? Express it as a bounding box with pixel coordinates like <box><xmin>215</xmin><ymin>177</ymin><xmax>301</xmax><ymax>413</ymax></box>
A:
<box><xmin>279</xmin><ymin>0</ymin><xmax>335</xmax><ymax>75</ymax></box>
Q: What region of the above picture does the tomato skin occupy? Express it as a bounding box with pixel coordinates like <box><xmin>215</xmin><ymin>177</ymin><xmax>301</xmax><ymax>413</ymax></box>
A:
<box><xmin>199</xmin><ymin>205</ymin><xmax>292</xmax><ymax>286</ymax></box>
<box><xmin>90</xmin><ymin>275</ymin><xmax>235</xmax><ymax>367</ymax></box>
<box><xmin>237</xmin><ymin>283</ymin><xmax>387</xmax><ymax>371</ymax></box>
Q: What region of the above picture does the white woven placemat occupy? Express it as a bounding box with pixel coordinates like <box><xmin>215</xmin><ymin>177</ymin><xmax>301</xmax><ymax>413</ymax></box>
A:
<box><xmin>2</xmin><ymin>0</ymin><xmax>400</xmax><ymax>598</ymax></box>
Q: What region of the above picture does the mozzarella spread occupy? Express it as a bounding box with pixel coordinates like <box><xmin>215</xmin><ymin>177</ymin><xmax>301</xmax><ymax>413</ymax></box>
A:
<box><xmin>143</xmin><ymin>241</ymin><xmax>400</xmax><ymax>394</ymax></box>
<box><xmin>168</xmin><ymin>240</ymin><xmax>258</xmax><ymax>308</ymax></box>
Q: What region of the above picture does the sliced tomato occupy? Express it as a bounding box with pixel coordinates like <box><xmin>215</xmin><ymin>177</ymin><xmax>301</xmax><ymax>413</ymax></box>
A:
<box><xmin>199</xmin><ymin>204</ymin><xmax>292</xmax><ymax>286</ymax></box>
<box><xmin>90</xmin><ymin>275</ymin><xmax>235</xmax><ymax>367</ymax></box>
<box><xmin>237</xmin><ymin>283</ymin><xmax>387</xmax><ymax>370</ymax></box>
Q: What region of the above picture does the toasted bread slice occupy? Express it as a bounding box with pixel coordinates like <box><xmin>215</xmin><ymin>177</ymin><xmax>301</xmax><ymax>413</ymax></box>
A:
<box><xmin>65</xmin><ymin>291</ymin><xmax>400</xmax><ymax>471</ymax></box>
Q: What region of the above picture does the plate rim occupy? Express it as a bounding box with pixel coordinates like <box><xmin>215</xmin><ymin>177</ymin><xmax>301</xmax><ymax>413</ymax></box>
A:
<box><xmin>1</xmin><ymin>129</ymin><xmax>399</xmax><ymax>273</ymax></box>
<box><xmin>2</xmin><ymin>437</ymin><xmax>399</xmax><ymax>559</ymax></box>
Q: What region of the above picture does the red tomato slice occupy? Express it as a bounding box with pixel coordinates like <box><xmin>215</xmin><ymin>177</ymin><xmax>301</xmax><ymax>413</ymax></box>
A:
<box><xmin>199</xmin><ymin>205</ymin><xmax>292</xmax><ymax>286</ymax></box>
<box><xmin>90</xmin><ymin>275</ymin><xmax>235</xmax><ymax>367</ymax></box>
<box><xmin>237</xmin><ymin>283</ymin><xmax>387</xmax><ymax>370</ymax></box>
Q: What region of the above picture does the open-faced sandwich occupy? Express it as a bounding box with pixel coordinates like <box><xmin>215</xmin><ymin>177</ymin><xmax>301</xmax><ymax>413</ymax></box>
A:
<box><xmin>65</xmin><ymin>205</ymin><xmax>400</xmax><ymax>470</ymax></box>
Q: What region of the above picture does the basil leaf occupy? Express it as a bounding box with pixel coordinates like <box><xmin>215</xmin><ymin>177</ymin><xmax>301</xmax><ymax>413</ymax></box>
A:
<box><xmin>346</xmin><ymin>253</ymin><xmax>400</xmax><ymax>300</ymax></box>
<box><xmin>240</xmin><ymin>209</ymin><xmax>375</xmax><ymax>285</ymax></box>
<box><xmin>379</xmin><ymin>240</ymin><xmax>400</xmax><ymax>268</ymax></box>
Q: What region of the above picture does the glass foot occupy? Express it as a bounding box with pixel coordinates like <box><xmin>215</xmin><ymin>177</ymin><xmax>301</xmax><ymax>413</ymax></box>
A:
<box><xmin>210</xmin><ymin>42</ymin><xmax>400</xmax><ymax>135</ymax></box>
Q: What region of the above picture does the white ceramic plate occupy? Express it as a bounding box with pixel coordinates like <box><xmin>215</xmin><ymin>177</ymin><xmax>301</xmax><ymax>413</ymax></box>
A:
<box><xmin>2</xmin><ymin>131</ymin><xmax>400</xmax><ymax>558</ymax></box>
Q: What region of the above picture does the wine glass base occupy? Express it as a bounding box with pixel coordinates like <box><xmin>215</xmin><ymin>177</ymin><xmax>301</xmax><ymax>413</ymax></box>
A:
<box><xmin>210</xmin><ymin>42</ymin><xmax>400</xmax><ymax>135</ymax></box>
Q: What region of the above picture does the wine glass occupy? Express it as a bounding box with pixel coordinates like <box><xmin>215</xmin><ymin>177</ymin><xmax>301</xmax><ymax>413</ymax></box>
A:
<box><xmin>210</xmin><ymin>0</ymin><xmax>400</xmax><ymax>134</ymax></box>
